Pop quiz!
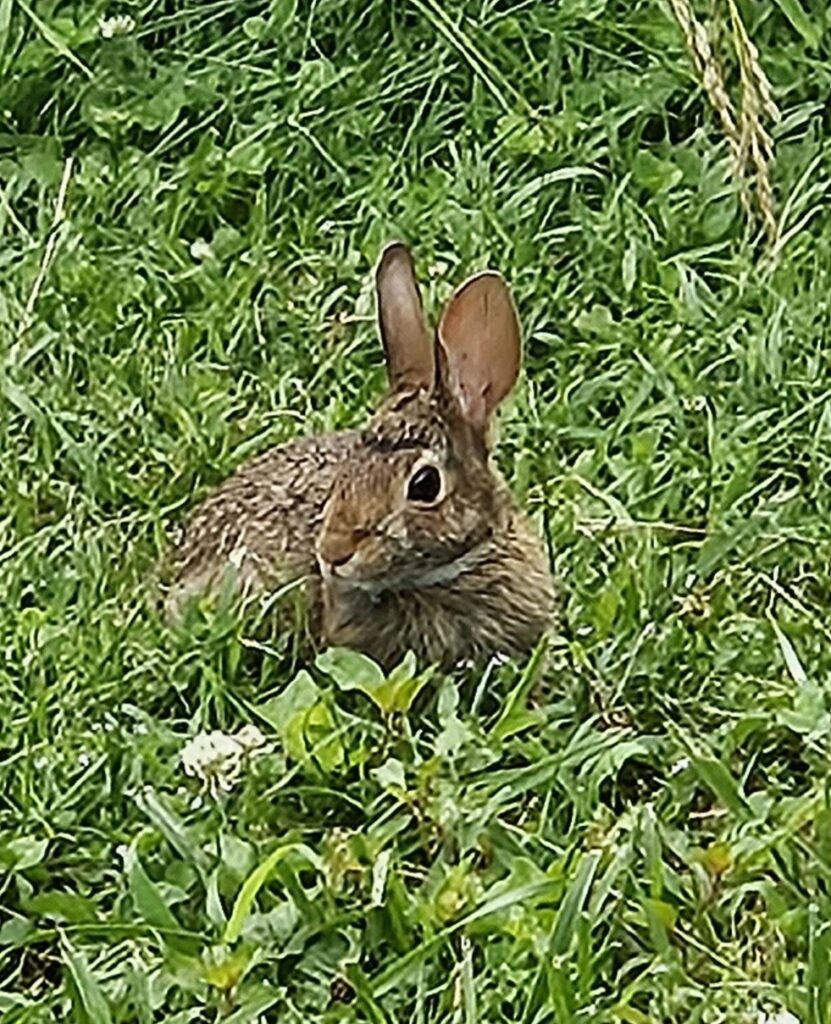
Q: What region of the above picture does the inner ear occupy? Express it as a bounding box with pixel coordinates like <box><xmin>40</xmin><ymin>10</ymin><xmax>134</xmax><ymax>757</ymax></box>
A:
<box><xmin>437</xmin><ymin>270</ymin><xmax>521</xmax><ymax>430</ymax></box>
<box><xmin>375</xmin><ymin>242</ymin><xmax>435</xmax><ymax>392</ymax></box>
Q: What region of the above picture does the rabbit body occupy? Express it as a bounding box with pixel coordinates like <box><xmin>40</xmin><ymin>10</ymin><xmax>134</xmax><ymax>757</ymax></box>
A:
<box><xmin>166</xmin><ymin>245</ymin><xmax>556</xmax><ymax>670</ymax></box>
<box><xmin>165</xmin><ymin>432</ymin><xmax>359</xmax><ymax>614</ymax></box>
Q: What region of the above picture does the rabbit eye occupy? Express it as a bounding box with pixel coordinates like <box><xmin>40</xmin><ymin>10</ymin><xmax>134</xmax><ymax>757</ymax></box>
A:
<box><xmin>407</xmin><ymin>464</ymin><xmax>443</xmax><ymax>504</ymax></box>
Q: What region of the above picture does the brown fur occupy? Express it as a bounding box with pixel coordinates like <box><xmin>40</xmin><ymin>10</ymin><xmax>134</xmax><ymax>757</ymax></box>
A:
<box><xmin>165</xmin><ymin>245</ymin><xmax>556</xmax><ymax>670</ymax></box>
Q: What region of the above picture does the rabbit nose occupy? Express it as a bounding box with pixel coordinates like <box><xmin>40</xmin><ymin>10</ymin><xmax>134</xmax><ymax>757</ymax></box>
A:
<box><xmin>318</xmin><ymin>528</ymin><xmax>369</xmax><ymax>569</ymax></box>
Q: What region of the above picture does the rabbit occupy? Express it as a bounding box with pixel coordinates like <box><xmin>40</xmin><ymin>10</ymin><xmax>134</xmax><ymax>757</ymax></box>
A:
<box><xmin>165</xmin><ymin>242</ymin><xmax>556</xmax><ymax>670</ymax></box>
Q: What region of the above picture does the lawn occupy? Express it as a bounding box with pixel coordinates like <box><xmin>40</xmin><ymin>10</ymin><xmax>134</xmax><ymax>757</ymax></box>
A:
<box><xmin>2</xmin><ymin>0</ymin><xmax>831</xmax><ymax>1020</ymax></box>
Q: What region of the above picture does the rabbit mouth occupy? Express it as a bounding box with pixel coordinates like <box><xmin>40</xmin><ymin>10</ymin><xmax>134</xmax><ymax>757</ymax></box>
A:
<box><xmin>319</xmin><ymin>546</ymin><xmax>484</xmax><ymax>596</ymax></box>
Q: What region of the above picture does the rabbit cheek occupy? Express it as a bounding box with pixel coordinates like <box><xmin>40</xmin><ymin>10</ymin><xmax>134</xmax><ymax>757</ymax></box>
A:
<box><xmin>346</xmin><ymin>535</ymin><xmax>391</xmax><ymax>580</ymax></box>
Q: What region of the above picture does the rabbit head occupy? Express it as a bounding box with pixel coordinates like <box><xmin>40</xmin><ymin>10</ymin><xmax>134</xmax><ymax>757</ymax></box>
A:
<box><xmin>315</xmin><ymin>243</ymin><xmax>526</xmax><ymax>596</ymax></box>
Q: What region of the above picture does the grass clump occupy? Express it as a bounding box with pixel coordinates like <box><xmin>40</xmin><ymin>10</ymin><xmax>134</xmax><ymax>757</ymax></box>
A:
<box><xmin>2</xmin><ymin>0</ymin><xmax>831</xmax><ymax>1021</ymax></box>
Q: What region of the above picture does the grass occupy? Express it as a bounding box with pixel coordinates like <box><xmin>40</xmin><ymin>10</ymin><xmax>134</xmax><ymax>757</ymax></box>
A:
<box><xmin>2</xmin><ymin>0</ymin><xmax>831</xmax><ymax>1020</ymax></box>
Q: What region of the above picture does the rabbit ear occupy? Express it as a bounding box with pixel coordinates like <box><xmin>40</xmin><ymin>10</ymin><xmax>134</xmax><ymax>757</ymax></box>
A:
<box><xmin>437</xmin><ymin>271</ymin><xmax>521</xmax><ymax>430</ymax></box>
<box><xmin>375</xmin><ymin>242</ymin><xmax>435</xmax><ymax>391</ymax></box>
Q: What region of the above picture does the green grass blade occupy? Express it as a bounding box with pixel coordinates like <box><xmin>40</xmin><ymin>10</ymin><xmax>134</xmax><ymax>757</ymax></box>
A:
<box><xmin>690</xmin><ymin>755</ymin><xmax>751</xmax><ymax>818</ymax></box>
<box><xmin>0</xmin><ymin>0</ymin><xmax>13</xmax><ymax>69</ymax></box>
<box><xmin>61</xmin><ymin>936</ymin><xmax>113</xmax><ymax>1024</ymax></box>
<box><xmin>550</xmin><ymin>852</ymin><xmax>601</xmax><ymax>957</ymax></box>
<box><xmin>224</xmin><ymin>843</ymin><xmax>322</xmax><ymax>945</ymax></box>
<box><xmin>372</xmin><ymin>880</ymin><xmax>558</xmax><ymax>997</ymax></box>
<box><xmin>15</xmin><ymin>0</ymin><xmax>92</xmax><ymax>78</ymax></box>
<box><xmin>125</xmin><ymin>847</ymin><xmax>181</xmax><ymax>933</ymax></box>
<box><xmin>770</xmin><ymin>0</ymin><xmax>821</xmax><ymax>46</ymax></box>
<box><xmin>136</xmin><ymin>788</ymin><xmax>209</xmax><ymax>878</ymax></box>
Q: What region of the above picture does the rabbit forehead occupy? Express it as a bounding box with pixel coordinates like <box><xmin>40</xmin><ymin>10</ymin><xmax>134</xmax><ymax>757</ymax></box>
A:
<box><xmin>362</xmin><ymin>390</ymin><xmax>450</xmax><ymax>454</ymax></box>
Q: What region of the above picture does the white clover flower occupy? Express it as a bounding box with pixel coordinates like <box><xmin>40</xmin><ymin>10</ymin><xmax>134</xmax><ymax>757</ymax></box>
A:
<box><xmin>181</xmin><ymin>732</ymin><xmax>242</xmax><ymax>795</ymax></box>
<box><xmin>180</xmin><ymin>725</ymin><xmax>270</xmax><ymax>798</ymax></box>
<box><xmin>189</xmin><ymin>238</ymin><xmax>213</xmax><ymax>261</ymax></box>
<box><xmin>98</xmin><ymin>14</ymin><xmax>136</xmax><ymax>39</ymax></box>
<box><xmin>236</xmin><ymin>724</ymin><xmax>267</xmax><ymax>751</ymax></box>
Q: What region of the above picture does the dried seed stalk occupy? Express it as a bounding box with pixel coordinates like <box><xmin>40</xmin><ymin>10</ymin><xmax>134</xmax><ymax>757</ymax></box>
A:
<box><xmin>668</xmin><ymin>0</ymin><xmax>779</xmax><ymax>243</ymax></box>
<box><xmin>727</xmin><ymin>0</ymin><xmax>780</xmax><ymax>242</ymax></box>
